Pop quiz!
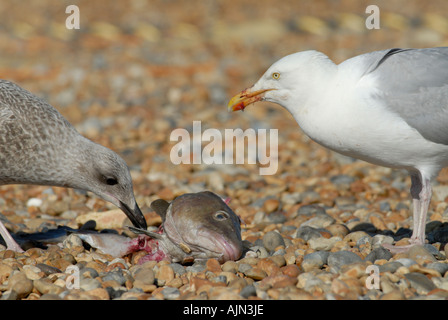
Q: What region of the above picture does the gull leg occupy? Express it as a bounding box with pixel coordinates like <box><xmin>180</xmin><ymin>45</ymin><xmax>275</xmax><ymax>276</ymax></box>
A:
<box><xmin>383</xmin><ymin>172</ymin><xmax>428</xmax><ymax>253</ymax></box>
<box><xmin>0</xmin><ymin>220</ymin><xmax>24</xmax><ymax>252</ymax></box>
<box><xmin>409</xmin><ymin>176</ymin><xmax>430</xmax><ymax>245</ymax></box>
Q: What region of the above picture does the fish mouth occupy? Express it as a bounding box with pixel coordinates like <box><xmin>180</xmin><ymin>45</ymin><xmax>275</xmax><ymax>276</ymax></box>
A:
<box><xmin>195</xmin><ymin>229</ymin><xmax>242</xmax><ymax>262</ymax></box>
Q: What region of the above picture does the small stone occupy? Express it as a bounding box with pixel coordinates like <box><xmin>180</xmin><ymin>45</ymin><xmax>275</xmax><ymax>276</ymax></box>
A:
<box><xmin>249</xmin><ymin>246</ymin><xmax>270</xmax><ymax>258</ymax></box>
<box><xmin>295</xmin><ymin>226</ymin><xmax>322</xmax><ymax>241</ymax></box>
<box><xmin>85</xmin><ymin>287</ymin><xmax>110</xmax><ymax>300</ymax></box>
<box><xmin>408</xmin><ymin>245</ymin><xmax>437</xmax><ymax>263</ymax></box>
<box><xmin>133</xmin><ymin>268</ymin><xmax>155</xmax><ymax>286</ymax></box>
<box><xmin>380</xmin><ymin>289</ymin><xmax>405</xmax><ymax>300</ymax></box>
<box><xmin>365</xmin><ymin>247</ymin><xmax>393</xmax><ymax>263</ymax></box>
<box><xmin>296</xmin><ymin>204</ymin><xmax>326</xmax><ymax>216</ymax></box>
<box><xmin>262</xmin><ymin>231</ymin><xmax>285</xmax><ymax>252</ymax></box>
<box><xmin>308</xmin><ymin>236</ymin><xmax>341</xmax><ymax>251</ymax></box>
<box><xmin>302</xmin><ymin>251</ymin><xmax>329</xmax><ymax>272</ymax></box>
<box><xmin>0</xmin><ymin>263</ymin><xmax>13</xmax><ymax>282</ymax></box>
<box><xmin>281</xmin><ymin>265</ymin><xmax>301</xmax><ymax>278</ymax></box>
<box><xmin>7</xmin><ymin>272</ymin><xmax>33</xmax><ymax>299</ymax></box>
<box><xmin>33</xmin><ymin>278</ymin><xmax>64</xmax><ymax>295</ymax></box>
<box><xmin>395</xmin><ymin>258</ymin><xmax>417</xmax><ymax>268</ymax></box>
<box><xmin>327</xmin><ymin>251</ymin><xmax>362</xmax><ymax>272</ymax></box>
<box><xmin>404</xmin><ymin>272</ymin><xmax>436</xmax><ymax>295</ymax></box>
<box><xmin>206</xmin><ymin>259</ymin><xmax>222</xmax><ymax>273</ymax></box>
<box><xmin>379</xmin><ymin>261</ymin><xmax>403</xmax><ymax>273</ymax></box>
<box><xmin>244</xmin><ymin>267</ymin><xmax>267</xmax><ymax>280</ymax></box>
<box><xmin>257</xmin><ymin>258</ymin><xmax>280</xmax><ymax>276</ymax></box>
<box><xmin>371</xmin><ymin>234</ymin><xmax>395</xmax><ymax>249</ymax></box>
<box><xmin>301</xmin><ymin>214</ymin><xmax>335</xmax><ymax>228</ymax></box>
<box><xmin>156</xmin><ymin>264</ymin><xmax>174</xmax><ymax>286</ymax></box>
<box><xmin>80</xmin><ymin>278</ymin><xmax>102</xmax><ymax>291</ymax></box>
<box><xmin>264</xmin><ymin>198</ymin><xmax>280</xmax><ymax>213</ymax></box>
<box><xmin>240</xmin><ymin>285</ymin><xmax>257</xmax><ymax>298</ymax></box>
<box><xmin>326</xmin><ymin>224</ymin><xmax>350</xmax><ymax>238</ymax></box>
<box><xmin>426</xmin><ymin>262</ymin><xmax>448</xmax><ymax>276</ymax></box>
<box><xmin>162</xmin><ymin>286</ymin><xmax>180</xmax><ymax>300</ymax></box>
<box><xmin>350</xmin><ymin>222</ymin><xmax>377</xmax><ymax>233</ymax></box>
<box><xmin>222</xmin><ymin>261</ymin><xmax>238</xmax><ymax>273</ymax></box>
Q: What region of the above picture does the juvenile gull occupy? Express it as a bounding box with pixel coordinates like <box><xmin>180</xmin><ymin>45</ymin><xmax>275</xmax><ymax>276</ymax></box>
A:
<box><xmin>228</xmin><ymin>47</ymin><xmax>448</xmax><ymax>252</ymax></box>
<box><xmin>0</xmin><ymin>80</ymin><xmax>147</xmax><ymax>252</ymax></box>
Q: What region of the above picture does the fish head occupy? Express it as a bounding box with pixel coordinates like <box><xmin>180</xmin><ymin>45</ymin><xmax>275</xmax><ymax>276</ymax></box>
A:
<box><xmin>153</xmin><ymin>191</ymin><xmax>243</xmax><ymax>263</ymax></box>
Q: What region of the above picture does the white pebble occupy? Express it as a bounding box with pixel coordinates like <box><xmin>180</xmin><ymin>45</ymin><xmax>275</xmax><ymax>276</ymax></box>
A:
<box><xmin>26</xmin><ymin>198</ymin><xmax>43</xmax><ymax>207</ymax></box>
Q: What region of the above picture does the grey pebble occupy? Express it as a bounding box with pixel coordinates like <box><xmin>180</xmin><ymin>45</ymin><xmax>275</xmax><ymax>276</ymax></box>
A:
<box><xmin>379</xmin><ymin>201</ymin><xmax>391</xmax><ymax>212</ymax></box>
<box><xmin>79</xmin><ymin>278</ymin><xmax>102</xmax><ymax>291</ymax></box>
<box><xmin>327</xmin><ymin>251</ymin><xmax>362</xmax><ymax>272</ymax></box>
<box><xmin>267</xmin><ymin>211</ymin><xmax>287</xmax><ymax>224</ymax></box>
<box><xmin>262</xmin><ymin>231</ymin><xmax>285</xmax><ymax>252</ymax></box>
<box><xmin>240</xmin><ymin>285</ymin><xmax>257</xmax><ymax>298</ymax></box>
<box><xmin>301</xmin><ymin>213</ymin><xmax>335</xmax><ymax>229</ymax></box>
<box><xmin>295</xmin><ymin>226</ymin><xmax>322</xmax><ymax>241</ymax></box>
<box><xmin>162</xmin><ymin>287</ymin><xmax>180</xmax><ymax>300</ymax></box>
<box><xmin>378</xmin><ymin>261</ymin><xmax>403</xmax><ymax>273</ymax></box>
<box><xmin>302</xmin><ymin>251</ymin><xmax>329</xmax><ymax>271</ymax></box>
<box><xmin>364</xmin><ymin>247</ymin><xmax>393</xmax><ymax>263</ymax></box>
<box><xmin>80</xmin><ymin>267</ymin><xmax>99</xmax><ymax>279</ymax></box>
<box><xmin>296</xmin><ymin>204</ymin><xmax>326</xmax><ymax>216</ymax></box>
<box><xmin>371</xmin><ymin>234</ymin><xmax>395</xmax><ymax>249</ymax></box>
<box><xmin>101</xmin><ymin>270</ymin><xmax>127</xmax><ymax>286</ymax></box>
<box><xmin>330</xmin><ymin>174</ymin><xmax>355</xmax><ymax>186</ymax></box>
<box><xmin>169</xmin><ymin>263</ymin><xmax>186</xmax><ymax>276</ymax></box>
<box><xmin>426</xmin><ymin>262</ymin><xmax>448</xmax><ymax>276</ymax></box>
<box><xmin>395</xmin><ymin>258</ymin><xmax>417</xmax><ymax>268</ymax></box>
<box><xmin>404</xmin><ymin>272</ymin><xmax>436</xmax><ymax>294</ymax></box>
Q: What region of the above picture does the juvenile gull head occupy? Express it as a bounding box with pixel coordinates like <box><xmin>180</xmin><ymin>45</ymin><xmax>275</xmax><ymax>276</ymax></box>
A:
<box><xmin>0</xmin><ymin>79</ymin><xmax>147</xmax><ymax>251</ymax></box>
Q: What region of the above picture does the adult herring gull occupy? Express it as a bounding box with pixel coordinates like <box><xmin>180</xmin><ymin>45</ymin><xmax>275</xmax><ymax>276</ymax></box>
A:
<box><xmin>228</xmin><ymin>47</ymin><xmax>448</xmax><ymax>252</ymax></box>
<box><xmin>0</xmin><ymin>80</ymin><xmax>147</xmax><ymax>252</ymax></box>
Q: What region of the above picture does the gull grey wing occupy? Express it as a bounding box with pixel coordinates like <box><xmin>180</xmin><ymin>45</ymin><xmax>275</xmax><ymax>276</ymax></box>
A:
<box><xmin>365</xmin><ymin>47</ymin><xmax>448</xmax><ymax>145</ymax></box>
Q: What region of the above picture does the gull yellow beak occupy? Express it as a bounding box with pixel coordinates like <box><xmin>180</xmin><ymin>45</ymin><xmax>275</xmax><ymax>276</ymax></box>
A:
<box><xmin>227</xmin><ymin>88</ymin><xmax>274</xmax><ymax>112</ymax></box>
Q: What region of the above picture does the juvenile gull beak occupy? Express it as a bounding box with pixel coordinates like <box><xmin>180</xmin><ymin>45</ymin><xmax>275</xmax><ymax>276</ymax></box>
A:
<box><xmin>228</xmin><ymin>88</ymin><xmax>274</xmax><ymax>112</ymax></box>
<box><xmin>119</xmin><ymin>201</ymin><xmax>147</xmax><ymax>229</ymax></box>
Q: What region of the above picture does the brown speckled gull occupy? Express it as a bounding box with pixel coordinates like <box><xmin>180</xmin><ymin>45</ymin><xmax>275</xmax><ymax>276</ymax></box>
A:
<box><xmin>0</xmin><ymin>79</ymin><xmax>147</xmax><ymax>252</ymax></box>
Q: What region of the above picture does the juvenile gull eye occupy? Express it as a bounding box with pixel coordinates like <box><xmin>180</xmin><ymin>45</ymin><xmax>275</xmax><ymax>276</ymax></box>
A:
<box><xmin>105</xmin><ymin>177</ymin><xmax>118</xmax><ymax>186</ymax></box>
<box><xmin>214</xmin><ymin>211</ymin><xmax>229</xmax><ymax>221</ymax></box>
<box><xmin>272</xmin><ymin>72</ymin><xmax>280</xmax><ymax>80</ymax></box>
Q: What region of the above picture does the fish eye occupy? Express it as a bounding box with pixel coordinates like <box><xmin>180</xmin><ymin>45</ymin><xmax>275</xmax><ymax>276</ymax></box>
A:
<box><xmin>272</xmin><ymin>72</ymin><xmax>280</xmax><ymax>80</ymax></box>
<box><xmin>214</xmin><ymin>211</ymin><xmax>229</xmax><ymax>221</ymax></box>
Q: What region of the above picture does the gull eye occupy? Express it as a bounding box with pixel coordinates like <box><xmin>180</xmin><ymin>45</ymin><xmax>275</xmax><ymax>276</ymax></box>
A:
<box><xmin>272</xmin><ymin>72</ymin><xmax>280</xmax><ymax>80</ymax></box>
<box><xmin>104</xmin><ymin>177</ymin><xmax>118</xmax><ymax>186</ymax></box>
<box><xmin>214</xmin><ymin>211</ymin><xmax>229</xmax><ymax>221</ymax></box>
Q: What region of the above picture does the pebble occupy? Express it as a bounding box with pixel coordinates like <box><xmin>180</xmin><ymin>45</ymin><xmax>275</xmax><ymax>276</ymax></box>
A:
<box><xmin>7</xmin><ymin>272</ymin><xmax>33</xmax><ymax>299</ymax></box>
<box><xmin>404</xmin><ymin>273</ymin><xmax>437</xmax><ymax>294</ymax></box>
<box><xmin>302</xmin><ymin>251</ymin><xmax>329</xmax><ymax>272</ymax></box>
<box><xmin>308</xmin><ymin>236</ymin><xmax>341</xmax><ymax>251</ymax></box>
<box><xmin>327</xmin><ymin>251</ymin><xmax>362</xmax><ymax>272</ymax></box>
<box><xmin>408</xmin><ymin>245</ymin><xmax>437</xmax><ymax>263</ymax></box>
<box><xmin>262</xmin><ymin>231</ymin><xmax>285</xmax><ymax>252</ymax></box>
<box><xmin>295</xmin><ymin>226</ymin><xmax>322</xmax><ymax>241</ymax></box>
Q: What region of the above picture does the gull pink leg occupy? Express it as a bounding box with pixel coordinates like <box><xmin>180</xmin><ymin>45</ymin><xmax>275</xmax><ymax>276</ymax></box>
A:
<box><xmin>0</xmin><ymin>221</ymin><xmax>24</xmax><ymax>252</ymax></box>
<box><xmin>383</xmin><ymin>172</ymin><xmax>428</xmax><ymax>253</ymax></box>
